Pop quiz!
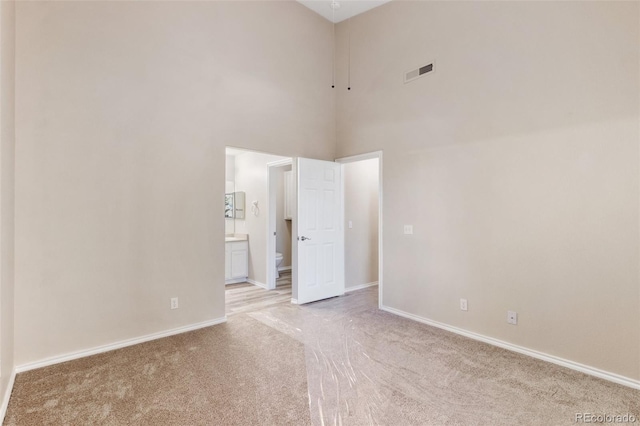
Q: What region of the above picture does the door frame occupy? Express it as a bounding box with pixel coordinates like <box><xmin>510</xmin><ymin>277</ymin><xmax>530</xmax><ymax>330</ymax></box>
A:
<box><xmin>266</xmin><ymin>158</ymin><xmax>293</xmax><ymax>290</ymax></box>
<box><xmin>335</xmin><ymin>151</ymin><xmax>384</xmax><ymax>308</ymax></box>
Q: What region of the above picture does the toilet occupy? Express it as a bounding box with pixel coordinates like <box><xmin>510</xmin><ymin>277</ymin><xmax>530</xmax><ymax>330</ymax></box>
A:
<box><xmin>275</xmin><ymin>252</ymin><xmax>284</xmax><ymax>279</ymax></box>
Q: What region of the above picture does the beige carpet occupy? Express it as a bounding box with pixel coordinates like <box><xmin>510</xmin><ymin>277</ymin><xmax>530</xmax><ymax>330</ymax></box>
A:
<box><xmin>5</xmin><ymin>286</ymin><xmax>640</xmax><ymax>425</ymax></box>
<box><xmin>250</xmin><ymin>288</ymin><xmax>640</xmax><ymax>424</ymax></box>
<box><xmin>5</xmin><ymin>315</ymin><xmax>311</xmax><ymax>425</ymax></box>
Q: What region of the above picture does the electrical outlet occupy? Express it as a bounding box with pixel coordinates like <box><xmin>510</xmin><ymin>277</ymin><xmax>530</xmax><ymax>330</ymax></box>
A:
<box><xmin>403</xmin><ymin>225</ymin><xmax>413</xmax><ymax>235</ymax></box>
<box><xmin>460</xmin><ymin>299</ymin><xmax>468</xmax><ymax>311</ymax></box>
<box><xmin>507</xmin><ymin>310</ymin><xmax>517</xmax><ymax>325</ymax></box>
<box><xmin>171</xmin><ymin>298</ymin><xmax>179</xmax><ymax>310</ymax></box>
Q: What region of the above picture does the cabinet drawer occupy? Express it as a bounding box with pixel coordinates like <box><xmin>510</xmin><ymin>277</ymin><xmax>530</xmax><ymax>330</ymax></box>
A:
<box><xmin>229</xmin><ymin>241</ymin><xmax>247</xmax><ymax>251</ymax></box>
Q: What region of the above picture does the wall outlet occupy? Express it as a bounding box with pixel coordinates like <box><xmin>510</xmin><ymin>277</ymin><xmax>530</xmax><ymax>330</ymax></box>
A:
<box><xmin>460</xmin><ymin>298</ymin><xmax>468</xmax><ymax>311</ymax></box>
<box><xmin>507</xmin><ymin>310</ymin><xmax>517</xmax><ymax>325</ymax></box>
<box><xmin>171</xmin><ymin>298</ymin><xmax>179</xmax><ymax>310</ymax></box>
<box><xmin>403</xmin><ymin>225</ymin><xmax>413</xmax><ymax>235</ymax></box>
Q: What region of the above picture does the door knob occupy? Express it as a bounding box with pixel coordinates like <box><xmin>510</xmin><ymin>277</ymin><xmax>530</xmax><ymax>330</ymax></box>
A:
<box><xmin>300</xmin><ymin>236</ymin><xmax>311</xmax><ymax>241</ymax></box>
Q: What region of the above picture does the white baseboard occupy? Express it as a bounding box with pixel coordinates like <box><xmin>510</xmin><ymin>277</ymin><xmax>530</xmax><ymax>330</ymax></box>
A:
<box><xmin>247</xmin><ymin>279</ymin><xmax>267</xmax><ymax>289</ymax></box>
<box><xmin>278</xmin><ymin>266</ymin><xmax>291</xmax><ymax>272</ymax></box>
<box><xmin>291</xmin><ymin>298</ymin><xmax>298</xmax><ymax>304</ymax></box>
<box><xmin>225</xmin><ymin>278</ymin><xmax>247</xmax><ymax>285</ymax></box>
<box><xmin>15</xmin><ymin>316</ymin><xmax>227</xmax><ymax>374</ymax></box>
<box><xmin>345</xmin><ymin>281</ymin><xmax>378</xmax><ymax>293</ymax></box>
<box><xmin>380</xmin><ymin>305</ymin><xmax>640</xmax><ymax>391</ymax></box>
<box><xmin>0</xmin><ymin>369</ymin><xmax>16</xmax><ymax>424</ymax></box>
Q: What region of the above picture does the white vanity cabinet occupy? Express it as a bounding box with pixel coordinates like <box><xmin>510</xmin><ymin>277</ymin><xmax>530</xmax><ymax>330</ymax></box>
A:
<box><xmin>284</xmin><ymin>170</ymin><xmax>294</xmax><ymax>221</ymax></box>
<box><xmin>225</xmin><ymin>240</ymin><xmax>248</xmax><ymax>284</ymax></box>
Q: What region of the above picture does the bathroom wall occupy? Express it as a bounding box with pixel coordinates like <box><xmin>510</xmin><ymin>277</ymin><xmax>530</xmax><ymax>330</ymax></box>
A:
<box><xmin>225</xmin><ymin>154</ymin><xmax>235</xmax><ymax>235</ymax></box>
<box><xmin>336</xmin><ymin>1</ymin><xmax>640</xmax><ymax>380</ymax></box>
<box><xmin>234</xmin><ymin>151</ymin><xmax>289</xmax><ymax>286</ymax></box>
<box><xmin>344</xmin><ymin>158</ymin><xmax>378</xmax><ymax>289</ymax></box>
<box><xmin>275</xmin><ymin>165</ymin><xmax>292</xmax><ymax>269</ymax></box>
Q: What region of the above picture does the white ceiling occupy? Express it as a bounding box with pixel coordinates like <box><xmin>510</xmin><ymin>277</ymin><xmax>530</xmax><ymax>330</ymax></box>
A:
<box><xmin>296</xmin><ymin>0</ymin><xmax>392</xmax><ymax>23</ymax></box>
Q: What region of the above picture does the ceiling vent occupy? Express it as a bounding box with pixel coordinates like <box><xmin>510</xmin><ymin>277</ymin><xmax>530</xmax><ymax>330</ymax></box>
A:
<box><xmin>404</xmin><ymin>61</ymin><xmax>435</xmax><ymax>84</ymax></box>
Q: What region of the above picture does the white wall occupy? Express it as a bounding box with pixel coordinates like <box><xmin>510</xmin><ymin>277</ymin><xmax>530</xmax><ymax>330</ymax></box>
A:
<box><xmin>0</xmin><ymin>0</ymin><xmax>15</xmax><ymax>405</ymax></box>
<box><xmin>234</xmin><ymin>152</ymin><xmax>289</xmax><ymax>286</ymax></box>
<box><xmin>14</xmin><ymin>1</ymin><xmax>335</xmax><ymax>366</ymax></box>
<box><xmin>336</xmin><ymin>1</ymin><xmax>640</xmax><ymax>381</ymax></box>
<box><xmin>344</xmin><ymin>158</ymin><xmax>378</xmax><ymax>288</ymax></box>
<box><xmin>225</xmin><ymin>154</ymin><xmax>235</xmax><ymax>235</ymax></box>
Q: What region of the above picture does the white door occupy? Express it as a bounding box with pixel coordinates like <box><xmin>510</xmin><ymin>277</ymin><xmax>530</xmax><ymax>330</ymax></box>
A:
<box><xmin>296</xmin><ymin>158</ymin><xmax>344</xmax><ymax>304</ymax></box>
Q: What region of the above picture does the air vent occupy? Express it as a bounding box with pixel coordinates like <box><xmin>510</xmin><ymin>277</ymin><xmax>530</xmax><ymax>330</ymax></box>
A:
<box><xmin>404</xmin><ymin>61</ymin><xmax>435</xmax><ymax>84</ymax></box>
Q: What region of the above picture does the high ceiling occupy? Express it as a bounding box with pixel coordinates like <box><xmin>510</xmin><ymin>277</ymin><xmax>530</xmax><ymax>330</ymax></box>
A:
<box><xmin>296</xmin><ymin>0</ymin><xmax>392</xmax><ymax>23</ymax></box>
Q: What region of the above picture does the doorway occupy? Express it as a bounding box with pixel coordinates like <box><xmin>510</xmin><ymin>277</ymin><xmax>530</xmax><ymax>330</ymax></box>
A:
<box><xmin>336</xmin><ymin>151</ymin><xmax>383</xmax><ymax>308</ymax></box>
<box><xmin>224</xmin><ymin>147</ymin><xmax>295</xmax><ymax>316</ymax></box>
<box><xmin>224</xmin><ymin>147</ymin><xmax>383</xmax><ymax>309</ymax></box>
<box><xmin>267</xmin><ymin>159</ymin><xmax>293</xmax><ymax>290</ymax></box>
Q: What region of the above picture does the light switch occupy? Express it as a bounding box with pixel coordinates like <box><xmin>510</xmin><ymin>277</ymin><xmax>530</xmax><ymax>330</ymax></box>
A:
<box><xmin>404</xmin><ymin>225</ymin><xmax>413</xmax><ymax>235</ymax></box>
<box><xmin>348</xmin><ymin>221</ymin><xmax>353</xmax><ymax>229</ymax></box>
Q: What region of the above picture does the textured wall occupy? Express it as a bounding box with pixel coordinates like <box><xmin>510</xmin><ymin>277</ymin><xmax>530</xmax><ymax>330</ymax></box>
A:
<box><xmin>344</xmin><ymin>158</ymin><xmax>378</xmax><ymax>288</ymax></box>
<box><xmin>0</xmin><ymin>0</ymin><xmax>15</xmax><ymax>402</ymax></box>
<box><xmin>15</xmin><ymin>1</ymin><xmax>335</xmax><ymax>366</ymax></box>
<box><xmin>336</xmin><ymin>1</ymin><xmax>640</xmax><ymax>380</ymax></box>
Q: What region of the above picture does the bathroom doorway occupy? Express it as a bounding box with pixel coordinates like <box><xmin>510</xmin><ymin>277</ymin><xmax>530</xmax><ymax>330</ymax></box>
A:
<box><xmin>224</xmin><ymin>147</ymin><xmax>295</xmax><ymax>316</ymax></box>
<box><xmin>266</xmin><ymin>159</ymin><xmax>294</xmax><ymax>290</ymax></box>
<box><xmin>224</xmin><ymin>147</ymin><xmax>382</xmax><ymax>310</ymax></box>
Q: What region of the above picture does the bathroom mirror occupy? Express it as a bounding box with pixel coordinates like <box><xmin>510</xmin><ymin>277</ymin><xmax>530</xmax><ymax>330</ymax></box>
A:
<box><xmin>225</xmin><ymin>193</ymin><xmax>234</xmax><ymax>219</ymax></box>
<box><xmin>234</xmin><ymin>191</ymin><xmax>245</xmax><ymax>219</ymax></box>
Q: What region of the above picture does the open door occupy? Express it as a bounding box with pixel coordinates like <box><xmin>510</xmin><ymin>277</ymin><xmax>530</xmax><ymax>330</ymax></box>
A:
<box><xmin>296</xmin><ymin>158</ymin><xmax>344</xmax><ymax>304</ymax></box>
